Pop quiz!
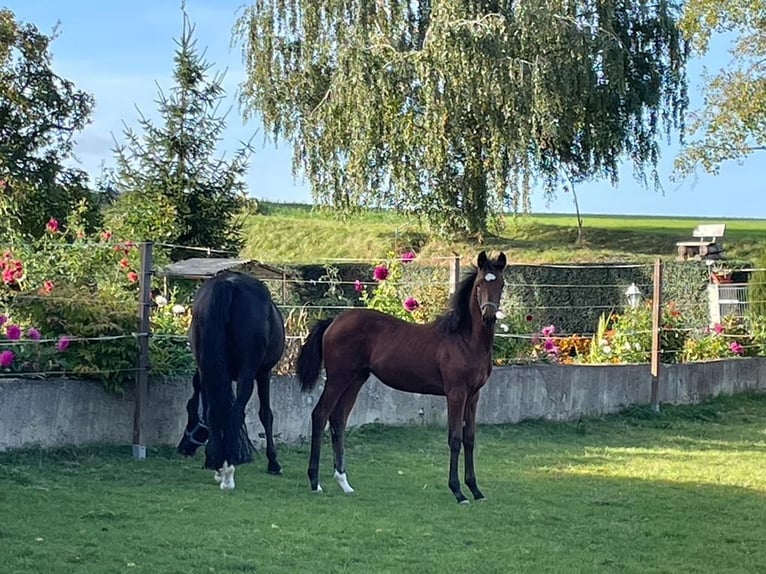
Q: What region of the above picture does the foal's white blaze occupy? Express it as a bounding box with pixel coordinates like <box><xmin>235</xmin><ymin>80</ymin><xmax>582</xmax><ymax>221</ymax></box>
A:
<box><xmin>484</xmin><ymin>273</ymin><xmax>496</xmax><ymax>282</ymax></box>
<box><xmin>334</xmin><ymin>470</ymin><xmax>355</xmax><ymax>494</ymax></box>
<box><xmin>214</xmin><ymin>462</ymin><xmax>236</xmax><ymax>490</ymax></box>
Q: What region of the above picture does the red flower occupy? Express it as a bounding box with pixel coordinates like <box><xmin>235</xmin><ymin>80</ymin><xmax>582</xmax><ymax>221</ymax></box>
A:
<box><xmin>119</xmin><ymin>258</ymin><xmax>130</xmax><ymax>269</ymax></box>
<box><xmin>41</xmin><ymin>280</ymin><xmax>54</xmax><ymax>294</ymax></box>
<box><xmin>373</xmin><ymin>265</ymin><xmax>389</xmax><ymax>281</ymax></box>
<box><xmin>403</xmin><ymin>297</ymin><xmax>420</xmax><ymax>312</ymax></box>
<box><xmin>400</xmin><ymin>251</ymin><xmax>416</xmax><ymax>264</ymax></box>
<box><xmin>46</xmin><ymin>218</ymin><xmax>59</xmax><ymax>233</ymax></box>
<box><xmin>127</xmin><ymin>271</ymin><xmax>139</xmax><ymax>283</ymax></box>
<box><xmin>525</xmin><ymin>314</ymin><xmax>533</xmax><ymax>322</ymax></box>
<box><xmin>101</xmin><ymin>230</ymin><xmax>113</xmax><ymax>241</ymax></box>
<box><xmin>6</xmin><ymin>324</ymin><xmax>21</xmax><ymax>340</ymax></box>
<box><xmin>56</xmin><ymin>336</ymin><xmax>71</xmax><ymax>352</ymax></box>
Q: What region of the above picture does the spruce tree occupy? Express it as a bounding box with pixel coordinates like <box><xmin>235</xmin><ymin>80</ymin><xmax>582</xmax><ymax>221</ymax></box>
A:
<box><xmin>112</xmin><ymin>9</ymin><xmax>249</xmax><ymax>255</ymax></box>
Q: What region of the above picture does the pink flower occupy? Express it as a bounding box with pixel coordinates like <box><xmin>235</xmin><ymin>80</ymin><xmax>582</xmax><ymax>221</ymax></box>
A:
<box><xmin>27</xmin><ymin>328</ymin><xmax>41</xmax><ymax>341</ymax></box>
<box><xmin>41</xmin><ymin>280</ymin><xmax>54</xmax><ymax>294</ymax></box>
<box><xmin>46</xmin><ymin>218</ymin><xmax>59</xmax><ymax>233</ymax></box>
<box><xmin>101</xmin><ymin>230</ymin><xmax>113</xmax><ymax>241</ymax></box>
<box><xmin>729</xmin><ymin>341</ymin><xmax>744</xmax><ymax>355</ymax></box>
<box><xmin>544</xmin><ymin>339</ymin><xmax>559</xmax><ymax>354</ymax></box>
<box><xmin>403</xmin><ymin>297</ymin><xmax>420</xmax><ymax>312</ymax></box>
<box><xmin>56</xmin><ymin>336</ymin><xmax>71</xmax><ymax>352</ymax></box>
<box><xmin>5</xmin><ymin>324</ymin><xmax>21</xmax><ymax>340</ymax></box>
<box><xmin>373</xmin><ymin>265</ymin><xmax>389</xmax><ymax>281</ymax></box>
<box><xmin>354</xmin><ymin>279</ymin><xmax>364</xmax><ymax>292</ymax></box>
<box><xmin>713</xmin><ymin>323</ymin><xmax>724</xmax><ymax>334</ymax></box>
<box><xmin>0</xmin><ymin>349</ymin><xmax>14</xmax><ymax>368</ymax></box>
<box><xmin>0</xmin><ymin>315</ymin><xmax>6</xmax><ymax>327</ymax></box>
<box><xmin>400</xmin><ymin>251</ymin><xmax>416</xmax><ymax>264</ymax></box>
<box><xmin>127</xmin><ymin>271</ymin><xmax>139</xmax><ymax>283</ymax></box>
<box><xmin>541</xmin><ymin>324</ymin><xmax>556</xmax><ymax>338</ymax></box>
<box><xmin>119</xmin><ymin>258</ymin><xmax>130</xmax><ymax>269</ymax></box>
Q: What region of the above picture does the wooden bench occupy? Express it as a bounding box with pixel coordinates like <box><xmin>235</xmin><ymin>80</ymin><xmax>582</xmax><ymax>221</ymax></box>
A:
<box><xmin>676</xmin><ymin>223</ymin><xmax>726</xmax><ymax>261</ymax></box>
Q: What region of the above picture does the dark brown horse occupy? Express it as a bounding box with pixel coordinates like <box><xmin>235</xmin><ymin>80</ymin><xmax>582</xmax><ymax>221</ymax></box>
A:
<box><xmin>296</xmin><ymin>251</ymin><xmax>507</xmax><ymax>503</ymax></box>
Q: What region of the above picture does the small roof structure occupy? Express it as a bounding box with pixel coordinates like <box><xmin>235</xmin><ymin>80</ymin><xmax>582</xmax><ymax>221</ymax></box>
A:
<box><xmin>158</xmin><ymin>257</ymin><xmax>290</xmax><ymax>281</ymax></box>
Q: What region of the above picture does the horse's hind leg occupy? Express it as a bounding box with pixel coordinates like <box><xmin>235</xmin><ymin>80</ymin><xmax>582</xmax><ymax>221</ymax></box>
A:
<box><xmin>463</xmin><ymin>391</ymin><xmax>484</xmax><ymax>501</ymax></box>
<box><xmin>307</xmin><ymin>381</ymin><xmax>347</xmax><ymax>492</ymax></box>
<box><xmin>231</xmin><ymin>374</ymin><xmax>256</xmax><ymax>466</ymax></box>
<box><xmin>256</xmin><ymin>369</ymin><xmax>282</xmax><ymax>475</ymax></box>
<box><xmin>330</xmin><ymin>378</ymin><xmax>365</xmax><ymax>494</ymax></box>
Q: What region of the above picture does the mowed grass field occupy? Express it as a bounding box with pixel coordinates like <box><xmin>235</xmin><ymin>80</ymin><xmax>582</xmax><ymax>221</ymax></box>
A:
<box><xmin>2</xmin><ymin>393</ymin><xmax>766</xmax><ymax>573</ymax></box>
<box><xmin>240</xmin><ymin>203</ymin><xmax>766</xmax><ymax>264</ymax></box>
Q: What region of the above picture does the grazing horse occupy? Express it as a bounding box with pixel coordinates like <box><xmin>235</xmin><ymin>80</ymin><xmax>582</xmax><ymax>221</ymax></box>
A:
<box><xmin>296</xmin><ymin>251</ymin><xmax>507</xmax><ymax>503</ymax></box>
<box><xmin>177</xmin><ymin>271</ymin><xmax>285</xmax><ymax>488</ymax></box>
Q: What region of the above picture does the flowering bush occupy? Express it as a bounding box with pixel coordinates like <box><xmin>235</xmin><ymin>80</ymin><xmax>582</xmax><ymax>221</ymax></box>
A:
<box><xmin>0</xmin><ymin>213</ymin><xmax>189</xmax><ymax>391</ymax></box>
<box><xmin>0</xmin><ymin>312</ymin><xmax>70</xmax><ymax>375</ymax></box>
<box><xmin>357</xmin><ymin>251</ymin><xmax>422</xmax><ymax>322</ymax></box>
<box><xmin>530</xmin><ymin>324</ymin><xmax>562</xmax><ymax>363</ymax></box>
<box><xmin>552</xmin><ymin>334</ymin><xmax>592</xmax><ymax>364</ymax></box>
<box><xmin>681</xmin><ymin>315</ymin><xmax>757</xmax><ymax>362</ymax></box>
<box><xmin>492</xmin><ymin>294</ymin><xmax>536</xmax><ymax>365</ymax></box>
<box><xmin>588</xmin><ymin>301</ymin><xmax>689</xmax><ymax>364</ymax></box>
<box><xmin>149</xmin><ymin>290</ymin><xmax>194</xmax><ymax>378</ymax></box>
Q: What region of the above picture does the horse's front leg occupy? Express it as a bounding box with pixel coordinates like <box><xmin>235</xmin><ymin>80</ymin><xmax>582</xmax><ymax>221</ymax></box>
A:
<box><xmin>463</xmin><ymin>391</ymin><xmax>484</xmax><ymax>501</ymax></box>
<box><xmin>256</xmin><ymin>369</ymin><xmax>282</xmax><ymax>475</ymax></box>
<box><xmin>446</xmin><ymin>390</ymin><xmax>469</xmax><ymax>504</ymax></box>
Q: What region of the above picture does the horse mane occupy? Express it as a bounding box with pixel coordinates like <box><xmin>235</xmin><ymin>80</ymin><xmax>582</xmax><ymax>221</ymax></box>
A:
<box><xmin>435</xmin><ymin>268</ymin><xmax>478</xmax><ymax>335</ymax></box>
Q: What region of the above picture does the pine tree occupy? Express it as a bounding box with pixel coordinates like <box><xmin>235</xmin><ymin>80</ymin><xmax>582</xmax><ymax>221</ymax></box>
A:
<box><xmin>111</xmin><ymin>8</ymin><xmax>250</xmax><ymax>255</ymax></box>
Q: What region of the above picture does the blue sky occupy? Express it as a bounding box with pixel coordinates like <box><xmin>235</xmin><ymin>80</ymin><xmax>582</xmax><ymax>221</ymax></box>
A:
<box><xmin>5</xmin><ymin>0</ymin><xmax>764</xmax><ymax>218</ymax></box>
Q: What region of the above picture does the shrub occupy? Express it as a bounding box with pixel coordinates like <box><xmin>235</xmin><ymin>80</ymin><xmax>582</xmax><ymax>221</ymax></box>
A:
<box><xmin>681</xmin><ymin>315</ymin><xmax>758</xmax><ymax>362</ymax></box>
<box><xmin>749</xmin><ymin>247</ymin><xmax>766</xmax><ymax>318</ymax></box>
<box><xmin>588</xmin><ymin>301</ymin><xmax>688</xmax><ymax>364</ymax></box>
<box><xmin>357</xmin><ymin>251</ymin><xmax>423</xmax><ymax>322</ymax></box>
<box><xmin>493</xmin><ymin>296</ymin><xmax>536</xmax><ymax>365</ymax></box>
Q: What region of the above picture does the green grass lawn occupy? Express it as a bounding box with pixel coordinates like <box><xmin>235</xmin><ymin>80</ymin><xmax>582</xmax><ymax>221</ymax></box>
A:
<box><xmin>241</xmin><ymin>203</ymin><xmax>766</xmax><ymax>265</ymax></box>
<box><xmin>2</xmin><ymin>393</ymin><xmax>766</xmax><ymax>573</ymax></box>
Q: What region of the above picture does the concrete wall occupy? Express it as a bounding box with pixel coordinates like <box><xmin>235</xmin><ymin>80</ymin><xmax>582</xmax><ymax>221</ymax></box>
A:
<box><xmin>1</xmin><ymin>358</ymin><xmax>765</xmax><ymax>451</ymax></box>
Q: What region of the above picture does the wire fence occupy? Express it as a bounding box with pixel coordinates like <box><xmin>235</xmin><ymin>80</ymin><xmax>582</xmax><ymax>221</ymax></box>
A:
<box><xmin>2</xmin><ymin>238</ymin><xmax>766</xmax><ymax>384</ymax></box>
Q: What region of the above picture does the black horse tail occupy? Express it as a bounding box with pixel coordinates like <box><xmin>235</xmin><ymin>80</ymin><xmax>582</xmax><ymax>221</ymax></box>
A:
<box><xmin>296</xmin><ymin>318</ymin><xmax>334</xmax><ymax>392</ymax></box>
<box><xmin>193</xmin><ymin>279</ymin><xmax>243</xmax><ymax>468</ymax></box>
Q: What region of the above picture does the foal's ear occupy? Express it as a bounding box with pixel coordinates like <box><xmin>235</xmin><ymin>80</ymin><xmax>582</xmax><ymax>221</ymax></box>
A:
<box><xmin>477</xmin><ymin>251</ymin><xmax>488</xmax><ymax>268</ymax></box>
<box><xmin>495</xmin><ymin>252</ymin><xmax>507</xmax><ymax>270</ymax></box>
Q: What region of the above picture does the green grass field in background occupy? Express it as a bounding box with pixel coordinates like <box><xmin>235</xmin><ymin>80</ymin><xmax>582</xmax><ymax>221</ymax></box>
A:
<box><xmin>241</xmin><ymin>203</ymin><xmax>766</xmax><ymax>265</ymax></box>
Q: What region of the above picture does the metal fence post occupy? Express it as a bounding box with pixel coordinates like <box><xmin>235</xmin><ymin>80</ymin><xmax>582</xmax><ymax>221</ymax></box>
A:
<box><xmin>650</xmin><ymin>258</ymin><xmax>662</xmax><ymax>413</ymax></box>
<box><xmin>133</xmin><ymin>241</ymin><xmax>153</xmax><ymax>459</ymax></box>
<box><xmin>449</xmin><ymin>252</ymin><xmax>460</xmax><ymax>295</ymax></box>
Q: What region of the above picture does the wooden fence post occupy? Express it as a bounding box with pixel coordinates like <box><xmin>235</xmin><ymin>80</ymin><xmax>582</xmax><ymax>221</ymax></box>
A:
<box><xmin>650</xmin><ymin>258</ymin><xmax>662</xmax><ymax>413</ymax></box>
<box><xmin>449</xmin><ymin>252</ymin><xmax>460</xmax><ymax>295</ymax></box>
<box><xmin>133</xmin><ymin>241</ymin><xmax>153</xmax><ymax>459</ymax></box>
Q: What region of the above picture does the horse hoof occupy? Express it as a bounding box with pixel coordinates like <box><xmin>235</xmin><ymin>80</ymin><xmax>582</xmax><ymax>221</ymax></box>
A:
<box><xmin>312</xmin><ymin>484</ymin><xmax>323</xmax><ymax>493</ymax></box>
<box><xmin>215</xmin><ymin>462</ymin><xmax>236</xmax><ymax>490</ymax></box>
<box><xmin>267</xmin><ymin>465</ymin><xmax>283</xmax><ymax>475</ymax></box>
<box><xmin>333</xmin><ymin>471</ymin><xmax>355</xmax><ymax>494</ymax></box>
<box><xmin>458</xmin><ymin>499</ymin><xmax>471</xmax><ymax>505</ymax></box>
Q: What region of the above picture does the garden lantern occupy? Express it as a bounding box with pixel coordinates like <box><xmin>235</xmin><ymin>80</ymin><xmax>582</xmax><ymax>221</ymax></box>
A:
<box><xmin>625</xmin><ymin>283</ymin><xmax>641</xmax><ymax>309</ymax></box>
